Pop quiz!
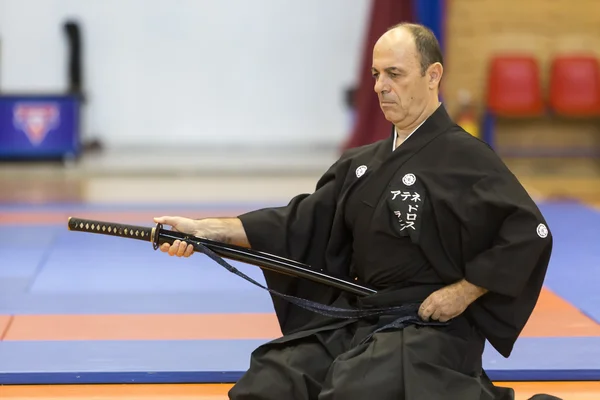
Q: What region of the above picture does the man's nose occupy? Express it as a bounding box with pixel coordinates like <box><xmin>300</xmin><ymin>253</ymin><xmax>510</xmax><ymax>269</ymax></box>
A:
<box><xmin>374</xmin><ymin>77</ymin><xmax>388</xmax><ymax>94</ymax></box>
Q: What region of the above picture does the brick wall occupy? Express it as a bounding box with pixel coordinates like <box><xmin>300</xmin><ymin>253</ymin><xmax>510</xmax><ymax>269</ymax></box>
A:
<box><xmin>443</xmin><ymin>0</ymin><xmax>600</xmax><ymax>176</ymax></box>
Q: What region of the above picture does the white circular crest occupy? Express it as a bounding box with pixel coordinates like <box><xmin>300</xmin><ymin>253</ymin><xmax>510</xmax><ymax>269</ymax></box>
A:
<box><xmin>356</xmin><ymin>165</ymin><xmax>367</xmax><ymax>178</ymax></box>
<box><xmin>402</xmin><ymin>173</ymin><xmax>416</xmax><ymax>186</ymax></box>
<box><xmin>536</xmin><ymin>223</ymin><xmax>548</xmax><ymax>238</ymax></box>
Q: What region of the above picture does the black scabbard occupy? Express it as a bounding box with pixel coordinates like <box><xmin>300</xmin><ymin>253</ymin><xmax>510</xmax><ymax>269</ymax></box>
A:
<box><xmin>67</xmin><ymin>216</ymin><xmax>377</xmax><ymax>297</ymax></box>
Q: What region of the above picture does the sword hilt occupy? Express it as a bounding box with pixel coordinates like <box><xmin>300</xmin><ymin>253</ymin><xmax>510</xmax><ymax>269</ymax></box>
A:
<box><xmin>67</xmin><ymin>216</ymin><xmax>157</xmax><ymax>247</ymax></box>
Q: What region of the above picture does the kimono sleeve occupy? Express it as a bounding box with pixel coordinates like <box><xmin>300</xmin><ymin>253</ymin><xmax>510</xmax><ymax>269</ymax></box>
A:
<box><xmin>457</xmin><ymin>171</ymin><xmax>553</xmax><ymax>298</ymax></box>
<box><xmin>237</xmin><ymin>159</ymin><xmax>343</xmax><ymax>264</ymax></box>
<box><xmin>235</xmin><ymin>157</ymin><xmax>351</xmax><ymax>333</ymax></box>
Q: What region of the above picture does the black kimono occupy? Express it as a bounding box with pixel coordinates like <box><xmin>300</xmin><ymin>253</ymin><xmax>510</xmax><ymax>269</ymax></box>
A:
<box><xmin>229</xmin><ymin>105</ymin><xmax>553</xmax><ymax>400</ymax></box>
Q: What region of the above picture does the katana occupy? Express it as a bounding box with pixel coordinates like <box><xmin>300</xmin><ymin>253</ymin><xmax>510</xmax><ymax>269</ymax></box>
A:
<box><xmin>67</xmin><ymin>216</ymin><xmax>377</xmax><ymax>297</ymax></box>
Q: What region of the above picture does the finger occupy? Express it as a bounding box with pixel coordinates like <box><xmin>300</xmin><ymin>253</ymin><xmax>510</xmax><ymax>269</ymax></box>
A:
<box><xmin>418</xmin><ymin>300</ymin><xmax>427</xmax><ymax>319</ymax></box>
<box><xmin>421</xmin><ymin>307</ymin><xmax>434</xmax><ymax>321</ymax></box>
<box><xmin>431</xmin><ymin>309</ymin><xmax>442</xmax><ymax>321</ymax></box>
<box><xmin>160</xmin><ymin>243</ymin><xmax>170</xmax><ymax>253</ymax></box>
<box><xmin>184</xmin><ymin>243</ymin><xmax>194</xmax><ymax>257</ymax></box>
<box><xmin>439</xmin><ymin>309</ymin><xmax>461</xmax><ymax>323</ymax></box>
<box><xmin>176</xmin><ymin>241</ymin><xmax>188</xmax><ymax>257</ymax></box>
<box><xmin>154</xmin><ymin>216</ymin><xmax>179</xmax><ymax>227</ymax></box>
<box><xmin>168</xmin><ymin>240</ymin><xmax>181</xmax><ymax>256</ymax></box>
<box><xmin>154</xmin><ymin>217</ymin><xmax>182</xmax><ymax>233</ymax></box>
<box><xmin>419</xmin><ymin>301</ymin><xmax>433</xmax><ymax>320</ymax></box>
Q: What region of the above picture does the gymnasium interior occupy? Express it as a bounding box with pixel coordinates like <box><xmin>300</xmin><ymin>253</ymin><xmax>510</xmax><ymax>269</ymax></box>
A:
<box><xmin>1</xmin><ymin>0</ymin><xmax>600</xmax><ymax>399</ymax></box>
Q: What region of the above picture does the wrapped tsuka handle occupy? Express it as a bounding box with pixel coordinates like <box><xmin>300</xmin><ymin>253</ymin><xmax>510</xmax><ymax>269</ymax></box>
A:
<box><xmin>67</xmin><ymin>216</ymin><xmax>157</xmax><ymax>245</ymax></box>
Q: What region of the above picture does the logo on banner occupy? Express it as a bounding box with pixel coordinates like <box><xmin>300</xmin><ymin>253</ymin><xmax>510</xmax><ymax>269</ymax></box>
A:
<box><xmin>13</xmin><ymin>103</ymin><xmax>61</xmax><ymax>145</ymax></box>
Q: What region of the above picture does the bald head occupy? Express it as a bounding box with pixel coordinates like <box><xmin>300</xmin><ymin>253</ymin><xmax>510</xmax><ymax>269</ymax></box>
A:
<box><xmin>379</xmin><ymin>23</ymin><xmax>444</xmax><ymax>76</ymax></box>
<box><xmin>371</xmin><ymin>23</ymin><xmax>444</xmax><ymax>135</ymax></box>
<box><xmin>373</xmin><ymin>26</ymin><xmax>421</xmax><ymax>75</ymax></box>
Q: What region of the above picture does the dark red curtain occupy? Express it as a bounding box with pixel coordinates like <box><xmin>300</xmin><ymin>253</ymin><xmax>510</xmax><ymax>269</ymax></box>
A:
<box><xmin>342</xmin><ymin>0</ymin><xmax>415</xmax><ymax>150</ymax></box>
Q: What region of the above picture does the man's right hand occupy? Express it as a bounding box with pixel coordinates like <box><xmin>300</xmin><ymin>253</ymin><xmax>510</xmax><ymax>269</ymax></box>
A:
<box><xmin>153</xmin><ymin>216</ymin><xmax>201</xmax><ymax>257</ymax></box>
<box><xmin>153</xmin><ymin>216</ymin><xmax>250</xmax><ymax>258</ymax></box>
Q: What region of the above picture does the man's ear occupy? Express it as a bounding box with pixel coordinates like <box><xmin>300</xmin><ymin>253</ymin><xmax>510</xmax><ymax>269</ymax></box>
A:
<box><xmin>428</xmin><ymin>63</ymin><xmax>443</xmax><ymax>89</ymax></box>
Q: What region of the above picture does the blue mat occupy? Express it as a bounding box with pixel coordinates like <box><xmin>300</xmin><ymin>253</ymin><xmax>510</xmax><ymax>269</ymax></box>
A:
<box><xmin>538</xmin><ymin>202</ymin><xmax>600</xmax><ymax>324</ymax></box>
<box><xmin>0</xmin><ymin>201</ymin><xmax>599</xmax><ymax>384</ymax></box>
<box><xmin>0</xmin><ymin>337</ymin><xmax>599</xmax><ymax>384</ymax></box>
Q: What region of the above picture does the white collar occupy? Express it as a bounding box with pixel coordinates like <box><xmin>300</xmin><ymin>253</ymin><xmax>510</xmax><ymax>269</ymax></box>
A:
<box><xmin>393</xmin><ymin>118</ymin><xmax>426</xmax><ymax>151</ymax></box>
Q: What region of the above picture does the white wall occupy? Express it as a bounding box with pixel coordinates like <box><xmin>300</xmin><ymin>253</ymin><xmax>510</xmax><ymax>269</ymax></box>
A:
<box><xmin>0</xmin><ymin>0</ymin><xmax>370</xmax><ymax>149</ymax></box>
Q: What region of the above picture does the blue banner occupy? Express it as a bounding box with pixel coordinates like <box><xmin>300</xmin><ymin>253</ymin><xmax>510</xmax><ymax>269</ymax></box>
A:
<box><xmin>413</xmin><ymin>0</ymin><xmax>445</xmax><ymax>53</ymax></box>
<box><xmin>0</xmin><ymin>95</ymin><xmax>80</xmax><ymax>159</ymax></box>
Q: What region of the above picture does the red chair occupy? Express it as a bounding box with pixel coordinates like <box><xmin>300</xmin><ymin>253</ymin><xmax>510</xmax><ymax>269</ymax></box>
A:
<box><xmin>549</xmin><ymin>55</ymin><xmax>600</xmax><ymax>116</ymax></box>
<box><xmin>486</xmin><ymin>55</ymin><xmax>545</xmax><ymax>117</ymax></box>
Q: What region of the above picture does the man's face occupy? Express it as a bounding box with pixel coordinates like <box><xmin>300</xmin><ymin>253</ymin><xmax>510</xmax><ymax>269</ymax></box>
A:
<box><xmin>371</xmin><ymin>28</ymin><xmax>432</xmax><ymax>126</ymax></box>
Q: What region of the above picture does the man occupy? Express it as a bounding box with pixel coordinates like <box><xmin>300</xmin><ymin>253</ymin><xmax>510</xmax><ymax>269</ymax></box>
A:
<box><xmin>155</xmin><ymin>23</ymin><xmax>555</xmax><ymax>399</ymax></box>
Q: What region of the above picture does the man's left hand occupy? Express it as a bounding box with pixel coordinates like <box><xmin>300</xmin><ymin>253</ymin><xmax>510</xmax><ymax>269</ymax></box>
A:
<box><xmin>418</xmin><ymin>279</ymin><xmax>487</xmax><ymax>322</ymax></box>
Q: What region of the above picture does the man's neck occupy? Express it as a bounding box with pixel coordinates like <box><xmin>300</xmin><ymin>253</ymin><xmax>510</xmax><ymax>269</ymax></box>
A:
<box><xmin>394</xmin><ymin>101</ymin><xmax>441</xmax><ymax>149</ymax></box>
